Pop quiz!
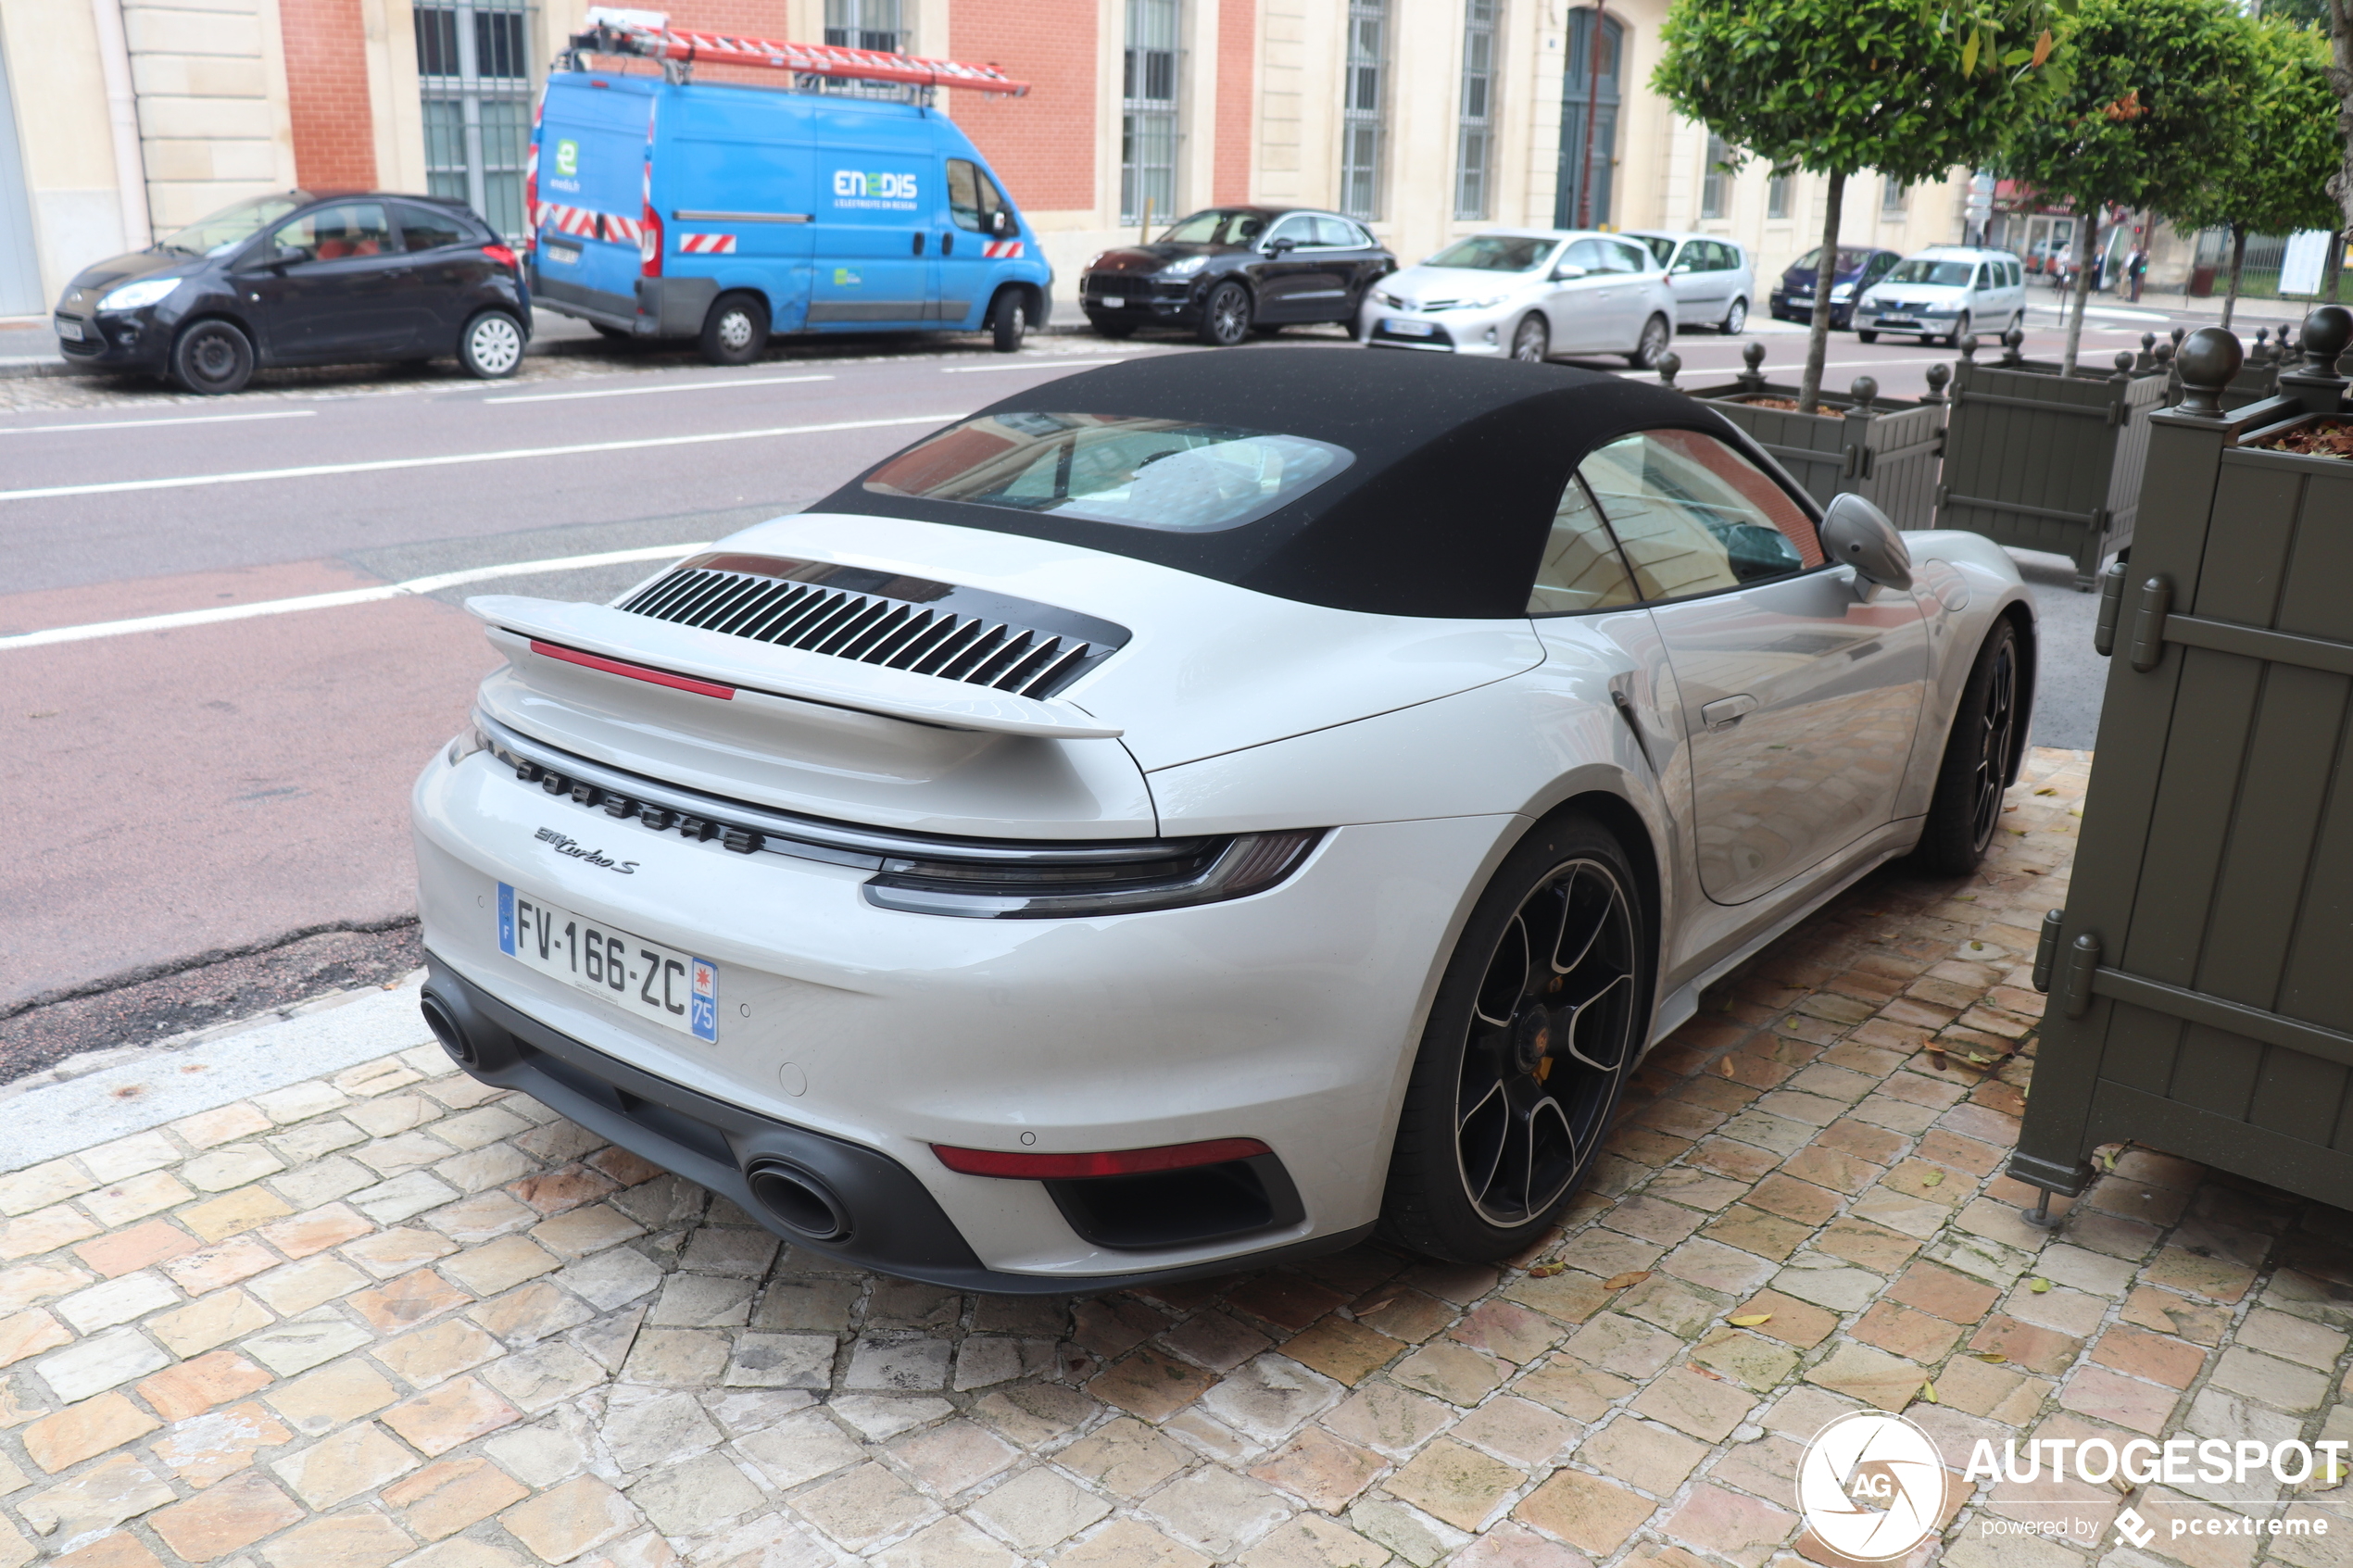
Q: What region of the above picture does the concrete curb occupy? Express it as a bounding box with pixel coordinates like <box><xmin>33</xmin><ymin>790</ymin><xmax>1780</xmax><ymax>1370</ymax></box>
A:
<box><xmin>0</xmin><ymin>971</ymin><xmax>434</xmax><ymax>1173</ymax></box>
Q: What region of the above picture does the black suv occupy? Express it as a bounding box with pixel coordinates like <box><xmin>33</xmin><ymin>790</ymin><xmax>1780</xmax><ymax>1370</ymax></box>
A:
<box><xmin>1081</xmin><ymin>207</ymin><xmax>1395</xmax><ymax>345</ymax></box>
<box><xmin>53</xmin><ymin>191</ymin><xmax>531</xmax><ymax>395</ymax></box>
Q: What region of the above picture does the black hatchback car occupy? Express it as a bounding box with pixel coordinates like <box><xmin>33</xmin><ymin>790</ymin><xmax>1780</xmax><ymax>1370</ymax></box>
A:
<box><xmin>1081</xmin><ymin>207</ymin><xmax>1395</xmax><ymax>346</ymax></box>
<box><xmin>53</xmin><ymin>191</ymin><xmax>530</xmax><ymax>395</ymax></box>
<box><xmin>1767</xmin><ymin>245</ymin><xmax>1899</xmax><ymax>330</ymax></box>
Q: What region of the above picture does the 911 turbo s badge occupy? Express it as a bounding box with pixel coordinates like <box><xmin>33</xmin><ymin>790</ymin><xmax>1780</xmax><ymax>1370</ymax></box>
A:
<box><xmin>535</xmin><ymin>826</ymin><xmax>640</xmax><ymax>874</ymax></box>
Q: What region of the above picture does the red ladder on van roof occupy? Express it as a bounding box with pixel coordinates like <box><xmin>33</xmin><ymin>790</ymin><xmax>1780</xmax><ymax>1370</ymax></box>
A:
<box><xmin>566</xmin><ymin>10</ymin><xmax>1029</xmax><ymax>95</ymax></box>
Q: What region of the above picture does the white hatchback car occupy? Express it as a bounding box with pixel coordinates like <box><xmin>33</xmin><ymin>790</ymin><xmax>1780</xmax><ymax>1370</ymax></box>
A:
<box><xmin>412</xmin><ymin>350</ymin><xmax>2034</xmax><ymax>1291</ymax></box>
<box><xmin>1625</xmin><ymin>231</ymin><xmax>1755</xmax><ymax>335</ymax></box>
<box><xmin>1363</xmin><ymin>230</ymin><xmax>1679</xmax><ymax>368</ymax></box>
<box><xmin>1854</xmin><ymin>246</ymin><xmax>2027</xmax><ymax>345</ymax></box>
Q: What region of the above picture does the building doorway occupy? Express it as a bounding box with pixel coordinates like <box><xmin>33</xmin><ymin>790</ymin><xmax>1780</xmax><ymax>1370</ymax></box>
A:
<box><xmin>416</xmin><ymin>0</ymin><xmax>534</xmax><ymax>241</ymax></box>
<box><xmin>1554</xmin><ymin>9</ymin><xmax>1621</xmax><ymax>231</ymax></box>
<box><xmin>0</xmin><ymin>29</ymin><xmax>43</xmax><ymax>316</ymax></box>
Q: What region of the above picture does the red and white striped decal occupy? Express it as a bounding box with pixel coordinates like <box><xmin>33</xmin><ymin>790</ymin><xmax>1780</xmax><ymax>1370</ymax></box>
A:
<box><xmin>536</xmin><ymin>204</ymin><xmax>642</xmax><ymax>245</ymax></box>
<box><xmin>981</xmin><ymin>240</ymin><xmax>1026</xmax><ymax>258</ymax></box>
<box><xmin>677</xmin><ymin>233</ymin><xmax>736</xmax><ymax>255</ymax></box>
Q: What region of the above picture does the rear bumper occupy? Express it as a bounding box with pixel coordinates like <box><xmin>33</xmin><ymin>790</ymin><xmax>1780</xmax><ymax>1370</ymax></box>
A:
<box><xmin>422</xmin><ymin>955</ymin><xmax>1367</xmax><ymax>1292</ymax></box>
<box><xmin>531</xmin><ymin>274</ymin><xmax>718</xmax><ymax>338</ymax></box>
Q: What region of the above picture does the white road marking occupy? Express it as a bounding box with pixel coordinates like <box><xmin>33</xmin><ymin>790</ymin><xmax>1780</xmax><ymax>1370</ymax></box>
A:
<box><xmin>0</xmin><ymin>543</ymin><xmax>715</xmax><ymax>652</ymax></box>
<box><xmin>0</xmin><ymin>413</ymin><xmax>961</xmax><ymax>504</ymax></box>
<box><xmin>484</xmin><ymin>374</ymin><xmax>835</xmax><ymax>405</ymax></box>
<box><xmin>941</xmin><ymin>357</ymin><xmax>1138</xmax><ymax>373</ymax></box>
<box><xmin>0</xmin><ymin>409</ymin><xmax>318</xmax><ymax>436</ymax></box>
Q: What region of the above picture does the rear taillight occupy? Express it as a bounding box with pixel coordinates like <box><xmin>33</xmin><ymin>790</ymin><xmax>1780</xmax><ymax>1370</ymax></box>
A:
<box><xmin>639</xmin><ymin>207</ymin><xmax>663</xmax><ymax>277</ymax></box>
<box><xmin>483</xmin><ymin>244</ymin><xmax>519</xmax><ymax>270</ymax></box>
<box><xmin>933</xmin><ymin>1138</ymin><xmax>1272</xmax><ymax>1180</ymax></box>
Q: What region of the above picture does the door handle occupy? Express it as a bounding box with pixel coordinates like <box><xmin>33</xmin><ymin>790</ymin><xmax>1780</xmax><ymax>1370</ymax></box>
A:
<box><xmin>912</xmin><ymin>232</ymin><xmax>925</xmax><ymax>256</ymax></box>
<box><xmin>941</xmin><ymin>232</ymin><xmax>954</xmax><ymax>257</ymax></box>
<box><xmin>1701</xmin><ymin>694</ymin><xmax>1757</xmax><ymax>731</ymax></box>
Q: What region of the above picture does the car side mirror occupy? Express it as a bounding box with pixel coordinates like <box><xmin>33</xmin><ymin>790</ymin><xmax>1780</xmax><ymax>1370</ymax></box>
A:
<box><xmin>271</xmin><ymin>245</ymin><xmax>308</xmax><ymax>268</ymax></box>
<box><xmin>1266</xmin><ymin>235</ymin><xmax>1296</xmax><ymax>255</ymax></box>
<box><xmin>1551</xmin><ymin>263</ymin><xmax>1587</xmax><ymax>281</ymax></box>
<box><xmin>988</xmin><ymin>209</ymin><xmax>1013</xmax><ymax>238</ymax></box>
<box><xmin>1670</xmin><ymin>262</ymin><xmax>1692</xmax><ymax>274</ymax></box>
<box><xmin>1818</xmin><ymin>494</ymin><xmax>1914</xmax><ymax>596</ymax></box>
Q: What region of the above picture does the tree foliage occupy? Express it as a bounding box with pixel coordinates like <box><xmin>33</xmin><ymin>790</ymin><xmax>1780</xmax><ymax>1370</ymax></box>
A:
<box><xmin>1654</xmin><ymin>0</ymin><xmax>2063</xmax><ymax>408</ymax></box>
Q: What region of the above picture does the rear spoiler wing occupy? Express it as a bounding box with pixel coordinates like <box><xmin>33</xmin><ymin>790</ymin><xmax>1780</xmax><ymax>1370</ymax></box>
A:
<box><xmin>471</xmin><ymin>596</ymin><xmax>1122</xmax><ymax>740</ymax></box>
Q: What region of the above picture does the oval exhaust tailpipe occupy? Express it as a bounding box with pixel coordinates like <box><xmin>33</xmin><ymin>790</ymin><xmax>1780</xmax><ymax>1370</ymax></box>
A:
<box><xmin>745</xmin><ymin>1159</ymin><xmax>850</xmax><ymax>1241</ymax></box>
<box><xmin>420</xmin><ymin>994</ymin><xmax>479</xmax><ymax>1071</ymax></box>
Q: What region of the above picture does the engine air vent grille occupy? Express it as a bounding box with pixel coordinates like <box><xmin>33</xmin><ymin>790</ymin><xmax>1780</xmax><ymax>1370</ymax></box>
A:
<box><xmin>616</xmin><ymin>552</ymin><xmax>1127</xmax><ymax>701</ymax></box>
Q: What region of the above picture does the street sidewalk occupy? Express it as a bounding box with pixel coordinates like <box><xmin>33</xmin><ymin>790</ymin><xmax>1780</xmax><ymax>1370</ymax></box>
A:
<box><xmin>6</xmin><ymin>746</ymin><xmax>2351</xmax><ymax>1568</ymax></box>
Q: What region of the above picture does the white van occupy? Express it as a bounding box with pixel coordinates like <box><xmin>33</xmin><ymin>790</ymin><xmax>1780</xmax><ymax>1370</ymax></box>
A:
<box><xmin>1853</xmin><ymin>246</ymin><xmax>2025</xmax><ymax>346</ymax></box>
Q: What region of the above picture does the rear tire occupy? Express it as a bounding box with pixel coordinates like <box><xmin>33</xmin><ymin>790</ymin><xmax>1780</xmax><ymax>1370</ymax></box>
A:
<box><xmin>1624</xmin><ymin>313</ymin><xmax>1670</xmax><ymax>369</ymax></box>
<box><xmin>1912</xmin><ymin>618</ymin><xmax>2023</xmax><ymax>876</ymax></box>
<box><xmin>699</xmin><ymin>293</ymin><xmax>768</xmax><ymax>366</ymax></box>
<box><xmin>1509</xmin><ymin>314</ymin><xmax>1549</xmax><ymax>362</ymax></box>
<box><xmin>1856</xmin><ymin>330</ymin><xmax>1878</xmax><ymax>344</ymax></box>
<box><xmin>458</xmin><ymin>310</ymin><xmax>525</xmax><ymax>379</ymax></box>
<box><xmin>170</xmin><ymin>320</ymin><xmax>254</xmax><ymax>395</ymax></box>
<box><xmin>1381</xmin><ymin>813</ymin><xmax>1653</xmax><ymax>1264</ymax></box>
<box><xmin>989</xmin><ymin>289</ymin><xmax>1027</xmax><ymax>352</ymax></box>
<box><xmin>1198</xmin><ymin>281</ymin><xmax>1252</xmax><ymax>346</ymax></box>
<box><xmin>1720</xmin><ymin>296</ymin><xmax>1747</xmax><ymax>335</ymax></box>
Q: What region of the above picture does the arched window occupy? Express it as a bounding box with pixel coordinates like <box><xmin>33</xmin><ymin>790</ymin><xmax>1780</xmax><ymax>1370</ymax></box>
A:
<box><xmin>1554</xmin><ymin>9</ymin><xmax>1622</xmax><ymax>230</ymax></box>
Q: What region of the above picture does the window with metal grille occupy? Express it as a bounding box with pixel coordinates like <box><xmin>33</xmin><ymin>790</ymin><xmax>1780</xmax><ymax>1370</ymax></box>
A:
<box><xmin>825</xmin><ymin>0</ymin><xmax>905</xmax><ymax>51</ymax></box>
<box><xmin>1341</xmin><ymin>0</ymin><xmax>1389</xmax><ymax>220</ymax></box>
<box><xmin>1767</xmin><ymin>167</ymin><xmax>1792</xmax><ymax>221</ymax></box>
<box><xmin>416</xmin><ymin>0</ymin><xmax>533</xmax><ymax>242</ymax></box>
<box><xmin>1122</xmin><ymin>0</ymin><xmax>1180</xmax><ymax>227</ymax></box>
<box><xmin>1882</xmin><ymin>177</ymin><xmax>1906</xmax><ymax>215</ymax></box>
<box><xmin>1453</xmin><ymin>0</ymin><xmax>1498</xmax><ymax>220</ymax></box>
<box><xmin>1700</xmin><ymin>133</ymin><xmax>1730</xmax><ymax>220</ymax></box>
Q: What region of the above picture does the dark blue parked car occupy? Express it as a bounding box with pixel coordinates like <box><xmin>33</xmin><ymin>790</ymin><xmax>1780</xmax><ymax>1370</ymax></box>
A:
<box><xmin>1767</xmin><ymin>245</ymin><xmax>1900</xmax><ymax>330</ymax></box>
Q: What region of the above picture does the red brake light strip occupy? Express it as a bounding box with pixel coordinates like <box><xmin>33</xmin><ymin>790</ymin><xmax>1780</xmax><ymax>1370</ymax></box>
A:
<box><xmin>527</xmin><ymin>639</ymin><xmax>736</xmax><ymax>700</ymax></box>
<box><xmin>932</xmin><ymin>1137</ymin><xmax>1271</xmax><ymax>1180</ymax></box>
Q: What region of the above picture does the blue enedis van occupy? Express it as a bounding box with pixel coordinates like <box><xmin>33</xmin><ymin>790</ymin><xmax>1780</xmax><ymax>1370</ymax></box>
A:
<box><xmin>527</xmin><ymin>68</ymin><xmax>1051</xmax><ymax>363</ymax></box>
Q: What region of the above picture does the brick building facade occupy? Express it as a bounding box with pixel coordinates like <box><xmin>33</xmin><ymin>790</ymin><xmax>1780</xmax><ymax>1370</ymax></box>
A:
<box><xmin>0</xmin><ymin>0</ymin><xmax>1970</xmax><ymax>322</ymax></box>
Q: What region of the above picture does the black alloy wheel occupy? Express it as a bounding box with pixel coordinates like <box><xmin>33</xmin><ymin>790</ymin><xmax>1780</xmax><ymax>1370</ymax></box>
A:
<box><xmin>1198</xmin><ymin>281</ymin><xmax>1253</xmax><ymax>346</ymax></box>
<box><xmin>1913</xmin><ymin>618</ymin><xmax>2022</xmax><ymax>874</ymax></box>
<box><xmin>1382</xmin><ymin>814</ymin><xmax>1650</xmax><ymax>1262</ymax></box>
<box><xmin>1510</xmin><ymin>314</ymin><xmax>1550</xmax><ymax>362</ymax></box>
<box><xmin>170</xmin><ymin>320</ymin><xmax>255</xmax><ymax>395</ymax></box>
<box><xmin>1624</xmin><ymin>313</ymin><xmax>1670</xmax><ymax>369</ymax></box>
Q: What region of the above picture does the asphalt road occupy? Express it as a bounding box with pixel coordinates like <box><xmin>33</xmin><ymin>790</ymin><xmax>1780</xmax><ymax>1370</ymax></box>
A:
<box><xmin>0</xmin><ymin>308</ymin><xmax>2133</xmax><ymax>1048</ymax></box>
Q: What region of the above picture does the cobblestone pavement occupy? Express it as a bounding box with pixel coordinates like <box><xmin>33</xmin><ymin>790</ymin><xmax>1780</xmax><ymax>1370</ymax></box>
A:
<box><xmin>10</xmin><ymin>746</ymin><xmax>2352</xmax><ymax>1568</ymax></box>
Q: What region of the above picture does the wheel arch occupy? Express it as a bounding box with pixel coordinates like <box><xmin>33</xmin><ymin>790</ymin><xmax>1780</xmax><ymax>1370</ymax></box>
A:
<box><xmin>171</xmin><ymin>311</ymin><xmax>262</xmax><ymax>354</ymax></box>
<box><xmin>1996</xmin><ymin>597</ymin><xmax>2037</xmax><ymax>787</ymax></box>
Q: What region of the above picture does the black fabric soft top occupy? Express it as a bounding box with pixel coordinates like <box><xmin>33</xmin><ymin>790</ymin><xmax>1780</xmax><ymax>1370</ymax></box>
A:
<box><xmin>812</xmin><ymin>347</ymin><xmax>1797</xmax><ymax>620</ymax></box>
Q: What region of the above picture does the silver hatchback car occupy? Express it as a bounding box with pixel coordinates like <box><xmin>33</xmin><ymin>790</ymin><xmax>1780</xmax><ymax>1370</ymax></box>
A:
<box><xmin>1625</xmin><ymin>231</ymin><xmax>1756</xmax><ymax>336</ymax></box>
<box><xmin>1362</xmin><ymin>230</ymin><xmax>1678</xmax><ymax>368</ymax></box>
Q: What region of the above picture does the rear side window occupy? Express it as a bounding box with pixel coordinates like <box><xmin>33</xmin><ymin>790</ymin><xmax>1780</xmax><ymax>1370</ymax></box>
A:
<box><xmin>947</xmin><ymin>159</ymin><xmax>1012</xmax><ymax>233</ymax></box>
<box><xmin>1577</xmin><ymin>429</ymin><xmax>1821</xmax><ymax>602</ymax></box>
<box><xmin>1311</xmin><ymin>216</ymin><xmax>1362</xmax><ymax>247</ymax></box>
<box><xmin>864</xmin><ymin>412</ymin><xmax>1354</xmax><ymax>533</ymax></box>
<box><xmin>396</xmin><ymin>205</ymin><xmax>468</xmax><ymax>252</ymax></box>
<box><xmin>1528</xmin><ymin>477</ymin><xmax>1641</xmax><ymax>615</ymax></box>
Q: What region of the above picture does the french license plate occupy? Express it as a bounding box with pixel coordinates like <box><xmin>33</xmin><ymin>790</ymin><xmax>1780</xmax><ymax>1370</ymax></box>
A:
<box><xmin>545</xmin><ymin>243</ymin><xmax>582</xmax><ymax>265</ymax></box>
<box><xmin>497</xmin><ymin>883</ymin><xmax>717</xmax><ymax>1042</ymax></box>
<box><xmin>54</xmin><ymin>317</ymin><xmax>84</xmax><ymax>343</ymax></box>
<box><xmin>1386</xmin><ymin>319</ymin><xmax>1435</xmax><ymax>337</ymax></box>
<box><xmin>1880</xmin><ymin>315</ymin><xmax>1917</xmax><ymax>327</ymax></box>
<box><xmin>1099</xmin><ymin>295</ymin><xmax>1125</xmax><ymax>309</ymax></box>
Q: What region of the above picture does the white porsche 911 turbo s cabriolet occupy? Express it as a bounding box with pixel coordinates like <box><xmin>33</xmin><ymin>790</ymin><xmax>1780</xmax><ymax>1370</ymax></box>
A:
<box><xmin>411</xmin><ymin>349</ymin><xmax>2033</xmax><ymax>1293</ymax></box>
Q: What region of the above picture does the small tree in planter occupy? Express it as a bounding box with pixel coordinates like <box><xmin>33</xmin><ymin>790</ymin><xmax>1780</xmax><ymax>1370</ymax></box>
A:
<box><xmin>2168</xmin><ymin>16</ymin><xmax>2338</xmax><ymax>328</ymax></box>
<box><xmin>1655</xmin><ymin>0</ymin><xmax>2063</xmax><ymax>413</ymax></box>
<box><xmin>2004</xmin><ymin>0</ymin><xmax>2259</xmax><ymax>371</ymax></box>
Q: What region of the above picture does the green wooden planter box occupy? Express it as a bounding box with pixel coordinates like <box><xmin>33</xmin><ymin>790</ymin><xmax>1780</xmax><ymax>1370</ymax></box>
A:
<box><xmin>1658</xmin><ymin>345</ymin><xmax>1947</xmax><ymax>532</ymax></box>
<box><xmin>1934</xmin><ymin>337</ymin><xmax>2169</xmax><ymax>589</ymax></box>
<box><xmin>2009</xmin><ymin>310</ymin><xmax>2353</xmax><ymax>1210</ymax></box>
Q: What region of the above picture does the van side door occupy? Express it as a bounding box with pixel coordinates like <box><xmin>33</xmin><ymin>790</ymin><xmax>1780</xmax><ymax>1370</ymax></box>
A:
<box><xmin>807</xmin><ymin>107</ymin><xmax>937</xmax><ymax>330</ymax></box>
<box><xmin>937</xmin><ymin>157</ymin><xmax>1014</xmax><ymax>331</ymax></box>
<box><xmin>665</xmin><ymin>89</ymin><xmax>816</xmax><ymax>332</ymax></box>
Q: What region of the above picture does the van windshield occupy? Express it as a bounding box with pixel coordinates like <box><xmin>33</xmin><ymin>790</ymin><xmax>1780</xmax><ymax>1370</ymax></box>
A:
<box><xmin>864</xmin><ymin>413</ymin><xmax>1353</xmax><ymax>533</ymax></box>
<box><xmin>1425</xmin><ymin>235</ymin><xmax>1554</xmax><ymax>272</ymax></box>
<box><xmin>1887</xmin><ymin>259</ymin><xmax>1978</xmax><ymax>287</ymax></box>
<box><xmin>1158</xmin><ymin>209</ymin><xmax>1269</xmax><ymax>246</ymax></box>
